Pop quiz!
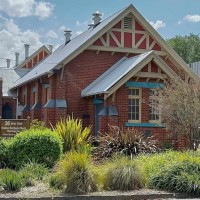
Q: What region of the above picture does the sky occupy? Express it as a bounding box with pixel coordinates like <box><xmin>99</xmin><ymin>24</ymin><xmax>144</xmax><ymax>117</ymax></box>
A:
<box><xmin>0</xmin><ymin>0</ymin><xmax>200</xmax><ymax>67</ymax></box>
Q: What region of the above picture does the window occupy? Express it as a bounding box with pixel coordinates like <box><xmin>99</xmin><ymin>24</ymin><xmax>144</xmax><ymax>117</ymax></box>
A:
<box><xmin>149</xmin><ymin>89</ymin><xmax>160</xmax><ymax>123</ymax></box>
<box><xmin>128</xmin><ymin>88</ymin><xmax>141</xmax><ymax>122</ymax></box>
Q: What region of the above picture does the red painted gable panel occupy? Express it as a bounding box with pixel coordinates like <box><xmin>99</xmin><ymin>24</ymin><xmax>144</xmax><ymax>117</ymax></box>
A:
<box><xmin>110</xmin><ymin>35</ymin><xmax>118</xmax><ymax>47</ymax></box>
<box><xmin>135</xmin><ymin>33</ymin><xmax>144</xmax><ymax>45</ymax></box>
<box><xmin>113</xmin><ymin>31</ymin><xmax>121</xmax><ymax>43</ymax></box>
<box><xmin>152</xmin><ymin>43</ymin><xmax>161</xmax><ymax>51</ymax></box>
<box><xmin>102</xmin><ymin>33</ymin><xmax>106</xmax><ymax>41</ymax></box>
<box><xmin>135</xmin><ymin>21</ymin><xmax>145</xmax><ymax>31</ymax></box>
<box><xmin>151</xmin><ymin>62</ymin><xmax>158</xmax><ymax>73</ymax></box>
<box><xmin>141</xmin><ymin>64</ymin><xmax>148</xmax><ymax>72</ymax></box>
<box><xmin>33</xmin><ymin>56</ymin><xmax>38</xmax><ymax>66</ymax></box>
<box><xmin>138</xmin><ymin>38</ymin><xmax>146</xmax><ymax>49</ymax></box>
<box><xmin>38</xmin><ymin>51</ymin><xmax>44</xmax><ymax>62</ymax></box>
<box><xmin>28</xmin><ymin>60</ymin><xmax>32</xmax><ymax>68</ymax></box>
<box><xmin>124</xmin><ymin>32</ymin><xmax>132</xmax><ymax>48</ymax></box>
<box><xmin>113</xmin><ymin>21</ymin><xmax>121</xmax><ymax>28</ymax></box>
<box><xmin>93</xmin><ymin>39</ymin><xmax>103</xmax><ymax>46</ymax></box>
<box><xmin>44</xmin><ymin>51</ymin><xmax>48</xmax><ymax>57</ymax></box>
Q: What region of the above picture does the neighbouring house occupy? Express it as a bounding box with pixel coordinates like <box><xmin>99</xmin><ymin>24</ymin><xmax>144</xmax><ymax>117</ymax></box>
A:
<box><xmin>3</xmin><ymin>4</ymin><xmax>200</xmax><ymax>148</ymax></box>
<box><xmin>190</xmin><ymin>61</ymin><xmax>200</xmax><ymax>76</ymax></box>
<box><xmin>0</xmin><ymin>45</ymin><xmax>51</xmax><ymax>119</ymax></box>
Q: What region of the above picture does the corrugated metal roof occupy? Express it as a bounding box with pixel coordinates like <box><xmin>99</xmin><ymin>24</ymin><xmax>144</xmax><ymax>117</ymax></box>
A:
<box><xmin>189</xmin><ymin>61</ymin><xmax>200</xmax><ymax>76</ymax></box>
<box><xmin>10</xmin><ymin>6</ymin><xmax>128</xmax><ymax>89</ymax></box>
<box><xmin>0</xmin><ymin>68</ymin><xmax>29</xmax><ymax>96</ymax></box>
<box><xmin>81</xmin><ymin>51</ymin><xmax>153</xmax><ymax>97</ymax></box>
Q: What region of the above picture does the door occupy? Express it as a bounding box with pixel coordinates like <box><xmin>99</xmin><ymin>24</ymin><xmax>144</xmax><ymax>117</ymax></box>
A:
<box><xmin>94</xmin><ymin>100</ymin><xmax>104</xmax><ymax>137</ymax></box>
<box><xmin>2</xmin><ymin>103</ymin><xmax>13</xmax><ymax>119</ymax></box>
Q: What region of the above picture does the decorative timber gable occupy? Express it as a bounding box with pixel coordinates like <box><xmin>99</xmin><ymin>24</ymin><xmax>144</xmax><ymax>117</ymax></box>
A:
<box><xmin>16</xmin><ymin>46</ymin><xmax>50</xmax><ymax>70</ymax></box>
<box><xmin>91</xmin><ymin>13</ymin><xmax>163</xmax><ymax>54</ymax></box>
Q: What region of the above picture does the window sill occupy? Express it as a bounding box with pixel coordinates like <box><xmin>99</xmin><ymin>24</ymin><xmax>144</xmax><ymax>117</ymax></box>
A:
<box><xmin>125</xmin><ymin>122</ymin><xmax>166</xmax><ymax>127</ymax></box>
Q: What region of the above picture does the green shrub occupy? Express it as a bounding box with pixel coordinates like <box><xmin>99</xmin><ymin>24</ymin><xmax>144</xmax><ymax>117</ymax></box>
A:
<box><xmin>0</xmin><ymin>138</ymin><xmax>10</xmax><ymax>168</ymax></box>
<box><xmin>53</xmin><ymin>116</ymin><xmax>91</xmax><ymax>153</ymax></box>
<box><xmin>54</xmin><ymin>151</ymin><xmax>97</xmax><ymax>194</ymax></box>
<box><xmin>102</xmin><ymin>156</ymin><xmax>144</xmax><ymax>191</ymax></box>
<box><xmin>49</xmin><ymin>173</ymin><xmax>65</xmax><ymax>189</ymax></box>
<box><xmin>136</xmin><ymin>150</ymin><xmax>200</xmax><ymax>186</ymax></box>
<box><xmin>30</xmin><ymin>119</ymin><xmax>48</xmax><ymax>130</ymax></box>
<box><xmin>19</xmin><ymin>161</ymin><xmax>49</xmax><ymax>186</ymax></box>
<box><xmin>150</xmin><ymin>161</ymin><xmax>200</xmax><ymax>195</ymax></box>
<box><xmin>0</xmin><ymin>169</ymin><xmax>23</xmax><ymax>191</ymax></box>
<box><xmin>8</xmin><ymin>129</ymin><xmax>62</xmax><ymax>168</ymax></box>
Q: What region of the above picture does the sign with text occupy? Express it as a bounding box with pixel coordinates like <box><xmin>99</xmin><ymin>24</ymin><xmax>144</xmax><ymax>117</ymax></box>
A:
<box><xmin>0</xmin><ymin>118</ymin><xmax>30</xmax><ymax>137</ymax></box>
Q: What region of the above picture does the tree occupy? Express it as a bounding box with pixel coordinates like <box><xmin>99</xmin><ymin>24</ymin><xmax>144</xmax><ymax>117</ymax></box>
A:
<box><xmin>167</xmin><ymin>33</ymin><xmax>200</xmax><ymax>64</ymax></box>
<box><xmin>157</xmin><ymin>80</ymin><xmax>200</xmax><ymax>150</ymax></box>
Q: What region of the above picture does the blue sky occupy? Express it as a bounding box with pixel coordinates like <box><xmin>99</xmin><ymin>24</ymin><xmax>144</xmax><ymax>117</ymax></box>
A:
<box><xmin>0</xmin><ymin>0</ymin><xmax>200</xmax><ymax>67</ymax></box>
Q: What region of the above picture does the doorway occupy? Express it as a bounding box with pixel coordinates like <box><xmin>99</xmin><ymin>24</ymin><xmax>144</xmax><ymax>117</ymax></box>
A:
<box><xmin>2</xmin><ymin>103</ymin><xmax>13</xmax><ymax>119</ymax></box>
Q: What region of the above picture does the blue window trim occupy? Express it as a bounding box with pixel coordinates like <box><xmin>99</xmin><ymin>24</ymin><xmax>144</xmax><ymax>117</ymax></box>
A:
<box><xmin>43</xmin><ymin>83</ymin><xmax>49</xmax><ymax>89</ymax></box>
<box><xmin>32</xmin><ymin>86</ymin><xmax>36</xmax><ymax>92</ymax></box>
<box><xmin>126</xmin><ymin>82</ymin><xmax>164</xmax><ymax>89</ymax></box>
<box><xmin>125</xmin><ymin>122</ymin><xmax>165</xmax><ymax>128</ymax></box>
<box><xmin>93</xmin><ymin>99</ymin><xmax>103</xmax><ymax>105</ymax></box>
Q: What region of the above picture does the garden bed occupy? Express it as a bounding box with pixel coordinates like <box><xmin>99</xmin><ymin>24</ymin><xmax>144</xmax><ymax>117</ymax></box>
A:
<box><xmin>0</xmin><ymin>185</ymin><xmax>182</xmax><ymax>199</ymax></box>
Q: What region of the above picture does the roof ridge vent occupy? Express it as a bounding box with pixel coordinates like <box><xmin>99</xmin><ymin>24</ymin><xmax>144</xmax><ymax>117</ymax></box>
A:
<box><xmin>124</xmin><ymin>17</ymin><xmax>133</xmax><ymax>30</ymax></box>
<box><xmin>24</xmin><ymin>44</ymin><xmax>30</xmax><ymax>59</ymax></box>
<box><xmin>64</xmin><ymin>29</ymin><xmax>72</xmax><ymax>45</ymax></box>
<box><xmin>6</xmin><ymin>59</ymin><xmax>11</xmax><ymax>68</ymax></box>
<box><xmin>92</xmin><ymin>11</ymin><xmax>102</xmax><ymax>26</ymax></box>
<box><xmin>15</xmin><ymin>52</ymin><xmax>19</xmax><ymax>66</ymax></box>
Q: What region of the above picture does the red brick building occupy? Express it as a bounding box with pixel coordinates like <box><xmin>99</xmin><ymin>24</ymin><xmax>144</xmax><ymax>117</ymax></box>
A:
<box><xmin>3</xmin><ymin>4</ymin><xmax>200</xmax><ymax>148</ymax></box>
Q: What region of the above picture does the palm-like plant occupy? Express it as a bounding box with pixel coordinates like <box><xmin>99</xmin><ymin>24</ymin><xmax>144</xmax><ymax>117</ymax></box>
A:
<box><xmin>53</xmin><ymin>116</ymin><xmax>91</xmax><ymax>152</ymax></box>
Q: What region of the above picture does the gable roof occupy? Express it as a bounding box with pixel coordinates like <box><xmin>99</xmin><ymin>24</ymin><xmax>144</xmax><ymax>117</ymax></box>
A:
<box><xmin>14</xmin><ymin>45</ymin><xmax>50</xmax><ymax>69</ymax></box>
<box><xmin>81</xmin><ymin>51</ymin><xmax>179</xmax><ymax>98</ymax></box>
<box><xmin>11</xmin><ymin>4</ymin><xmax>199</xmax><ymax>89</ymax></box>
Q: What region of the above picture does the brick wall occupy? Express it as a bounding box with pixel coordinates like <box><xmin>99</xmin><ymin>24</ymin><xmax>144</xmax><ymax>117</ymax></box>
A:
<box><xmin>16</xmin><ymin>50</ymin><xmax>188</xmax><ymax>149</ymax></box>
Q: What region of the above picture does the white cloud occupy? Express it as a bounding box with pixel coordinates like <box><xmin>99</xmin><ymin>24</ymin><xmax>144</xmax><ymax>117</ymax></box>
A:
<box><xmin>0</xmin><ymin>19</ymin><xmax>43</xmax><ymax>67</ymax></box>
<box><xmin>0</xmin><ymin>0</ymin><xmax>34</xmax><ymax>17</ymax></box>
<box><xmin>59</xmin><ymin>25</ymin><xmax>67</xmax><ymax>31</ymax></box>
<box><xmin>149</xmin><ymin>20</ymin><xmax>166</xmax><ymax>30</ymax></box>
<box><xmin>5</xmin><ymin>19</ymin><xmax>20</xmax><ymax>34</ymax></box>
<box><xmin>76</xmin><ymin>20</ymin><xmax>88</xmax><ymax>26</ymax></box>
<box><xmin>183</xmin><ymin>15</ymin><xmax>200</xmax><ymax>23</ymax></box>
<box><xmin>0</xmin><ymin>0</ymin><xmax>54</xmax><ymax>19</ymax></box>
<box><xmin>34</xmin><ymin>1</ymin><xmax>54</xmax><ymax>20</ymax></box>
<box><xmin>45</xmin><ymin>30</ymin><xmax>57</xmax><ymax>39</ymax></box>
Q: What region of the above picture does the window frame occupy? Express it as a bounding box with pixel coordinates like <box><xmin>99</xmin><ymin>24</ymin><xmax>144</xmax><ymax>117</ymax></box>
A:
<box><xmin>149</xmin><ymin>89</ymin><xmax>161</xmax><ymax>124</ymax></box>
<box><xmin>128</xmin><ymin>87</ymin><xmax>141</xmax><ymax>123</ymax></box>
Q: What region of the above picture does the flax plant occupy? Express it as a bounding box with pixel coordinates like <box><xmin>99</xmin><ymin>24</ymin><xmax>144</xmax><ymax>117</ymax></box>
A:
<box><xmin>53</xmin><ymin>116</ymin><xmax>91</xmax><ymax>152</ymax></box>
